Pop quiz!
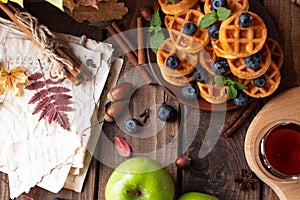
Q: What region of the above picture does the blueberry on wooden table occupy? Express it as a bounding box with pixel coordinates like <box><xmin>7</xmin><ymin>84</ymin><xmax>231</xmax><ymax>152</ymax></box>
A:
<box><xmin>193</xmin><ymin>67</ymin><xmax>209</xmax><ymax>83</ymax></box>
<box><xmin>157</xmin><ymin>103</ymin><xmax>176</xmax><ymax>121</ymax></box>
<box><xmin>124</xmin><ymin>118</ymin><xmax>141</xmax><ymax>134</ymax></box>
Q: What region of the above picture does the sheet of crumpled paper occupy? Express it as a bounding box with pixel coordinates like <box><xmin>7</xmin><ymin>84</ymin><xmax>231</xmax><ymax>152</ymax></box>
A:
<box><xmin>0</xmin><ymin>17</ymin><xmax>123</xmax><ymax>198</ymax></box>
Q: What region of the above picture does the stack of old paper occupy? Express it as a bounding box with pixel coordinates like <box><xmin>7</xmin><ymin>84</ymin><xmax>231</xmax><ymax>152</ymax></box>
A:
<box><xmin>0</xmin><ymin>17</ymin><xmax>123</xmax><ymax>198</ymax></box>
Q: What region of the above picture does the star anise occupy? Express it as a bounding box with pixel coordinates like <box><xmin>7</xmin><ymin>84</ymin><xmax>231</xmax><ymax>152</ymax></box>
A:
<box><xmin>235</xmin><ymin>169</ymin><xmax>259</xmax><ymax>190</ymax></box>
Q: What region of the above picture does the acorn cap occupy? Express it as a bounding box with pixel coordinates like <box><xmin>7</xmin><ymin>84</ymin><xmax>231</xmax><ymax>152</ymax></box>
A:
<box><xmin>107</xmin><ymin>82</ymin><xmax>133</xmax><ymax>102</ymax></box>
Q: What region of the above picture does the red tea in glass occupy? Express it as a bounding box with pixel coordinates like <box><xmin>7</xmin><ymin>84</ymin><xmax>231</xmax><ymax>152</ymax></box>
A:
<box><xmin>260</xmin><ymin>122</ymin><xmax>300</xmax><ymax>178</ymax></box>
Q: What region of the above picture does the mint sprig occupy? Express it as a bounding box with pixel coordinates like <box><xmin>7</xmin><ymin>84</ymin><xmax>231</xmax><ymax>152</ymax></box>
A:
<box><xmin>200</xmin><ymin>7</ymin><xmax>231</xmax><ymax>28</ymax></box>
<box><xmin>149</xmin><ymin>8</ymin><xmax>165</xmax><ymax>54</ymax></box>
<box><xmin>214</xmin><ymin>75</ymin><xmax>247</xmax><ymax>99</ymax></box>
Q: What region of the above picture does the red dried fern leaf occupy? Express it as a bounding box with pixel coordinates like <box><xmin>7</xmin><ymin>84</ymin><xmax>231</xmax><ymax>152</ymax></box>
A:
<box><xmin>28</xmin><ymin>72</ymin><xmax>43</xmax><ymax>81</ymax></box>
<box><xmin>25</xmin><ymin>81</ymin><xmax>45</xmax><ymax>90</ymax></box>
<box><xmin>53</xmin><ymin>99</ymin><xmax>73</xmax><ymax>106</ymax></box>
<box><xmin>38</xmin><ymin>103</ymin><xmax>53</xmax><ymax>121</ymax></box>
<box><xmin>56</xmin><ymin>111</ymin><xmax>71</xmax><ymax>131</ymax></box>
<box><xmin>48</xmin><ymin>107</ymin><xmax>58</xmax><ymax>124</ymax></box>
<box><xmin>29</xmin><ymin>89</ymin><xmax>48</xmax><ymax>104</ymax></box>
<box><xmin>32</xmin><ymin>97</ymin><xmax>50</xmax><ymax>115</ymax></box>
<box><xmin>48</xmin><ymin>86</ymin><xmax>71</xmax><ymax>93</ymax></box>
<box><xmin>50</xmin><ymin>94</ymin><xmax>72</xmax><ymax>101</ymax></box>
<box><xmin>45</xmin><ymin>78</ymin><xmax>66</xmax><ymax>84</ymax></box>
<box><xmin>56</xmin><ymin>105</ymin><xmax>74</xmax><ymax>112</ymax></box>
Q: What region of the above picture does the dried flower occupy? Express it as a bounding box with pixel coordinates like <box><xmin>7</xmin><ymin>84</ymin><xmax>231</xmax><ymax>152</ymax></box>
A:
<box><xmin>235</xmin><ymin>169</ymin><xmax>259</xmax><ymax>190</ymax></box>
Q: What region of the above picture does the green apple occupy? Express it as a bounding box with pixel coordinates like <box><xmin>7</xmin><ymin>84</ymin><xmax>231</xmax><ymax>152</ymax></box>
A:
<box><xmin>105</xmin><ymin>157</ymin><xmax>175</xmax><ymax>200</ymax></box>
<box><xmin>178</xmin><ymin>192</ymin><xmax>219</xmax><ymax>200</ymax></box>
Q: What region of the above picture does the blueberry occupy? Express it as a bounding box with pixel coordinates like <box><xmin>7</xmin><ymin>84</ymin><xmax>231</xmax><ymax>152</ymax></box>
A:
<box><xmin>166</xmin><ymin>55</ymin><xmax>180</xmax><ymax>69</ymax></box>
<box><xmin>211</xmin><ymin>0</ymin><xmax>227</xmax><ymax>11</ymax></box>
<box><xmin>157</xmin><ymin>103</ymin><xmax>176</xmax><ymax>121</ymax></box>
<box><xmin>244</xmin><ymin>53</ymin><xmax>262</xmax><ymax>69</ymax></box>
<box><xmin>208</xmin><ymin>24</ymin><xmax>221</xmax><ymax>39</ymax></box>
<box><xmin>212</xmin><ymin>59</ymin><xmax>230</xmax><ymax>75</ymax></box>
<box><xmin>239</xmin><ymin>12</ymin><xmax>252</xmax><ymax>28</ymax></box>
<box><xmin>193</xmin><ymin>67</ymin><xmax>209</xmax><ymax>83</ymax></box>
<box><xmin>182</xmin><ymin>22</ymin><xmax>198</xmax><ymax>36</ymax></box>
<box><xmin>253</xmin><ymin>75</ymin><xmax>266</xmax><ymax>87</ymax></box>
<box><xmin>124</xmin><ymin>118</ymin><xmax>141</xmax><ymax>134</ymax></box>
<box><xmin>182</xmin><ymin>83</ymin><xmax>199</xmax><ymax>100</ymax></box>
<box><xmin>233</xmin><ymin>91</ymin><xmax>249</xmax><ymax>106</ymax></box>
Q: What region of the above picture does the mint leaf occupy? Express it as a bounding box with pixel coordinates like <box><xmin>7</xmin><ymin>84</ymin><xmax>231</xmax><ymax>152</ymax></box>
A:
<box><xmin>214</xmin><ymin>75</ymin><xmax>247</xmax><ymax>99</ymax></box>
<box><xmin>150</xmin><ymin>31</ymin><xmax>165</xmax><ymax>54</ymax></box>
<box><xmin>217</xmin><ymin>7</ymin><xmax>231</xmax><ymax>20</ymax></box>
<box><xmin>227</xmin><ymin>85</ymin><xmax>237</xmax><ymax>99</ymax></box>
<box><xmin>149</xmin><ymin>8</ymin><xmax>162</xmax><ymax>33</ymax></box>
<box><xmin>199</xmin><ymin>11</ymin><xmax>217</xmax><ymax>28</ymax></box>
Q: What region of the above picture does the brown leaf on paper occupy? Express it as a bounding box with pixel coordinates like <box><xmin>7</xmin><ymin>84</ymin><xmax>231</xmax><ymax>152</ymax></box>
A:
<box><xmin>65</xmin><ymin>0</ymin><xmax>128</xmax><ymax>23</ymax></box>
<box><xmin>114</xmin><ymin>136</ymin><xmax>131</xmax><ymax>157</ymax></box>
<box><xmin>0</xmin><ymin>66</ymin><xmax>28</xmax><ymax>96</ymax></box>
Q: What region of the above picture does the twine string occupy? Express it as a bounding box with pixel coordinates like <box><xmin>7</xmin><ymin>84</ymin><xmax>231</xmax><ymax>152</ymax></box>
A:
<box><xmin>15</xmin><ymin>12</ymin><xmax>74</xmax><ymax>81</ymax></box>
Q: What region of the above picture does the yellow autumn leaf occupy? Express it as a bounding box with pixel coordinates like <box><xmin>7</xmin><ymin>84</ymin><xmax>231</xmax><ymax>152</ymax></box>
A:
<box><xmin>46</xmin><ymin>0</ymin><xmax>64</xmax><ymax>11</ymax></box>
<box><xmin>0</xmin><ymin>66</ymin><xmax>28</xmax><ymax>96</ymax></box>
<box><xmin>0</xmin><ymin>0</ymin><xmax>8</xmax><ymax>4</ymax></box>
<box><xmin>9</xmin><ymin>0</ymin><xmax>24</xmax><ymax>7</ymax></box>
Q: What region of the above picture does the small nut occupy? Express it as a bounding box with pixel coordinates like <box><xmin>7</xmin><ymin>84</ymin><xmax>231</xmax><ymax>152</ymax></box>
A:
<box><xmin>104</xmin><ymin>101</ymin><xmax>128</xmax><ymax>122</ymax></box>
<box><xmin>175</xmin><ymin>155</ymin><xmax>191</xmax><ymax>169</ymax></box>
<box><xmin>107</xmin><ymin>82</ymin><xmax>133</xmax><ymax>102</ymax></box>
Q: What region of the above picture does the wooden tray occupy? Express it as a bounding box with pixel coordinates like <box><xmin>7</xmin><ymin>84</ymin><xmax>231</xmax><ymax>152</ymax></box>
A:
<box><xmin>147</xmin><ymin>0</ymin><xmax>279</xmax><ymax>111</ymax></box>
<box><xmin>245</xmin><ymin>87</ymin><xmax>300</xmax><ymax>200</ymax></box>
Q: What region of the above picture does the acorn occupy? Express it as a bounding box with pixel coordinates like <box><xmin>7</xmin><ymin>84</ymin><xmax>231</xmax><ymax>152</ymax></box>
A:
<box><xmin>175</xmin><ymin>155</ymin><xmax>191</xmax><ymax>169</ymax></box>
<box><xmin>104</xmin><ymin>101</ymin><xmax>128</xmax><ymax>122</ymax></box>
<box><xmin>107</xmin><ymin>82</ymin><xmax>133</xmax><ymax>102</ymax></box>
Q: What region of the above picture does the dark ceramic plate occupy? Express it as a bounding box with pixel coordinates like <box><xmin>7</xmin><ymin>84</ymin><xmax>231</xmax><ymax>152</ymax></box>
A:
<box><xmin>147</xmin><ymin>0</ymin><xmax>279</xmax><ymax>111</ymax></box>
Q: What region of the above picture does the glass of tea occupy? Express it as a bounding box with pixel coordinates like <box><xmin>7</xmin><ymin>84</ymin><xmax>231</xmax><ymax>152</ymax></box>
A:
<box><xmin>259</xmin><ymin>120</ymin><xmax>300</xmax><ymax>179</ymax></box>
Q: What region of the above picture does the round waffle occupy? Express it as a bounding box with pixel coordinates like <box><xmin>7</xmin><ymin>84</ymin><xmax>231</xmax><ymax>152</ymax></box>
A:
<box><xmin>199</xmin><ymin>44</ymin><xmax>217</xmax><ymax>75</ymax></box>
<box><xmin>204</xmin><ymin>0</ymin><xmax>249</xmax><ymax>14</ymax></box>
<box><xmin>238</xmin><ymin>61</ymin><xmax>281</xmax><ymax>98</ymax></box>
<box><xmin>165</xmin><ymin>9</ymin><xmax>210</xmax><ymax>53</ymax></box>
<box><xmin>211</xmin><ymin>39</ymin><xmax>238</xmax><ymax>59</ymax></box>
<box><xmin>197</xmin><ymin>75</ymin><xmax>230</xmax><ymax>104</ymax></box>
<box><xmin>157</xmin><ymin>38</ymin><xmax>197</xmax><ymax>78</ymax></box>
<box><xmin>227</xmin><ymin>43</ymin><xmax>271</xmax><ymax>79</ymax></box>
<box><xmin>158</xmin><ymin>0</ymin><xmax>199</xmax><ymax>15</ymax></box>
<box><xmin>265</xmin><ymin>37</ymin><xmax>284</xmax><ymax>69</ymax></box>
<box><xmin>219</xmin><ymin>11</ymin><xmax>267</xmax><ymax>57</ymax></box>
<box><xmin>161</xmin><ymin>72</ymin><xmax>194</xmax><ymax>86</ymax></box>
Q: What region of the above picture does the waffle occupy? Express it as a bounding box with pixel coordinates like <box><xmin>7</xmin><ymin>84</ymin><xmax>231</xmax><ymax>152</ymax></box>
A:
<box><xmin>161</xmin><ymin>72</ymin><xmax>194</xmax><ymax>86</ymax></box>
<box><xmin>219</xmin><ymin>11</ymin><xmax>267</xmax><ymax>57</ymax></box>
<box><xmin>158</xmin><ymin>0</ymin><xmax>199</xmax><ymax>15</ymax></box>
<box><xmin>227</xmin><ymin>44</ymin><xmax>271</xmax><ymax>79</ymax></box>
<box><xmin>199</xmin><ymin>44</ymin><xmax>217</xmax><ymax>75</ymax></box>
<box><xmin>157</xmin><ymin>38</ymin><xmax>197</xmax><ymax>78</ymax></box>
<box><xmin>265</xmin><ymin>38</ymin><xmax>284</xmax><ymax>69</ymax></box>
<box><xmin>165</xmin><ymin>9</ymin><xmax>210</xmax><ymax>53</ymax></box>
<box><xmin>204</xmin><ymin>0</ymin><xmax>249</xmax><ymax>14</ymax></box>
<box><xmin>238</xmin><ymin>61</ymin><xmax>281</xmax><ymax>98</ymax></box>
<box><xmin>211</xmin><ymin>39</ymin><xmax>238</xmax><ymax>59</ymax></box>
<box><xmin>197</xmin><ymin>75</ymin><xmax>230</xmax><ymax>104</ymax></box>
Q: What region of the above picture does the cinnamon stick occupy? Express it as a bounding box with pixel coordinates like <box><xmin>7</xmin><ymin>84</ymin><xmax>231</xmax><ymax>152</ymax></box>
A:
<box><xmin>107</xmin><ymin>24</ymin><xmax>153</xmax><ymax>84</ymax></box>
<box><xmin>137</xmin><ymin>17</ymin><xmax>146</xmax><ymax>65</ymax></box>
<box><xmin>220</xmin><ymin>100</ymin><xmax>259</xmax><ymax>137</ymax></box>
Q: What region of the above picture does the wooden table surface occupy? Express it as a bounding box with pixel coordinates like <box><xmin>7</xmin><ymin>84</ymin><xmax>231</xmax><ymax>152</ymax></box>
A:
<box><xmin>0</xmin><ymin>0</ymin><xmax>299</xmax><ymax>199</ymax></box>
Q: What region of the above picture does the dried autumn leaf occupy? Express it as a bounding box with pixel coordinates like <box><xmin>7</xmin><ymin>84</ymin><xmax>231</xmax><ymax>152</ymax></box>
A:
<box><xmin>0</xmin><ymin>66</ymin><xmax>28</xmax><ymax>96</ymax></box>
<box><xmin>114</xmin><ymin>136</ymin><xmax>131</xmax><ymax>157</ymax></box>
<box><xmin>65</xmin><ymin>0</ymin><xmax>128</xmax><ymax>23</ymax></box>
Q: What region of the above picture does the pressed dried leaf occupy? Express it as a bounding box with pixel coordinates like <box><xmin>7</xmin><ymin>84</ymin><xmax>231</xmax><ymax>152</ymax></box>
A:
<box><xmin>53</xmin><ymin>99</ymin><xmax>74</xmax><ymax>105</ymax></box>
<box><xmin>48</xmin><ymin>86</ymin><xmax>71</xmax><ymax>93</ymax></box>
<box><xmin>114</xmin><ymin>136</ymin><xmax>131</xmax><ymax>157</ymax></box>
<box><xmin>38</xmin><ymin>103</ymin><xmax>53</xmax><ymax>121</ymax></box>
<box><xmin>29</xmin><ymin>89</ymin><xmax>48</xmax><ymax>104</ymax></box>
<box><xmin>32</xmin><ymin>97</ymin><xmax>51</xmax><ymax>115</ymax></box>
<box><xmin>50</xmin><ymin>93</ymin><xmax>72</xmax><ymax>101</ymax></box>
<box><xmin>56</xmin><ymin>105</ymin><xmax>74</xmax><ymax>112</ymax></box>
<box><xmin>45</xmin><ymin>78</ymin><xmax>66</xmax><ymax>84</ymax></box>
<box><xmin>56</xmin><ymin>111</ymin><xmax>71</xmax><ymax>131</ymax></box>
<box><xmin>28</xmin><ymin>72</ymin><xmax>43</xmax><ymax>81</ymax></box>
<box><xmin>25</xmin><ymin>81</ymin><xmax>45</xmax><ymax>90</ymax></box>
